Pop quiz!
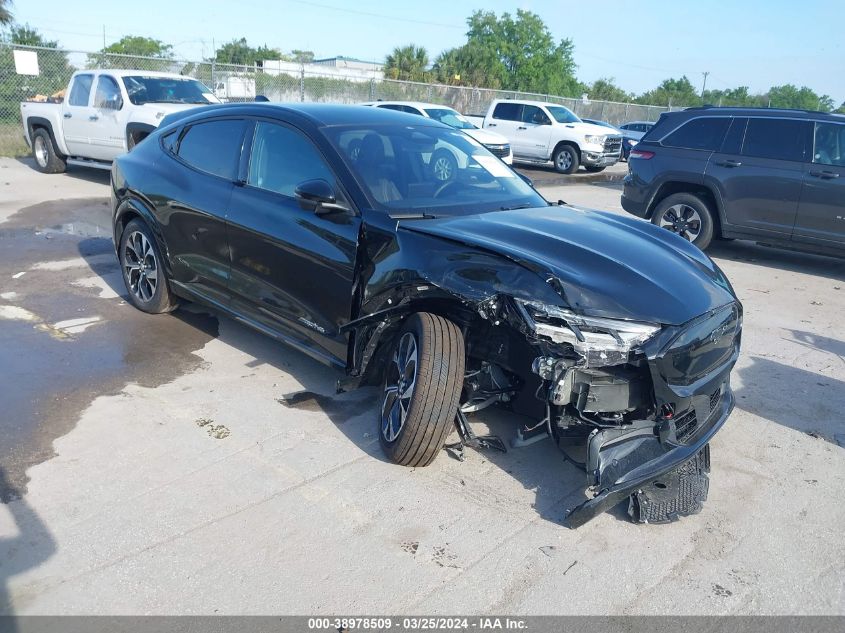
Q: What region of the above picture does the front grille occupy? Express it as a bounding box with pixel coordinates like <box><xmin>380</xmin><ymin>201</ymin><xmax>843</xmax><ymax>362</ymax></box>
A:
<box><xmin>675</xmin><ymin>387</ymin><xmax>722</xmax><ymax>444</ymax></box>
<box><xmin>604</xmin><ymin>136</ymin><xmax>622</xmax><ymax>153</ymax></box>
<box><xmin>485</xmin><ymin>143</ymin><xmax>511</xmax><ymax>158</ymax></box>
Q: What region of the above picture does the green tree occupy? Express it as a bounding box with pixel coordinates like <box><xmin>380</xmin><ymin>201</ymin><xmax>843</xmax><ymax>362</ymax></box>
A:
<box><xmin>433</xmin><ymin>42</ymin><xmax>505</xmax><ymax>88</ymax></box>
<box><xmin>765</xmin><ymin>84</ymin><xmax>834</xmax><ymax>111</ymax></box>
<box><xmin>0</xmin><ymin>0</ymin><xmax>12</xmax><ymax>25</ymax></box>
<box><xmin>213</xmin><ymin>38</ymin><xmax>285</xmax><ymax>66</ymax></box>
<box><xmin>103</xmin><ymin>35</ymin><xmax>173</xmax><ymax>58</ymax></box>
<box><xmin>586</xmin><ymin>78</ymin><xmax>631</xmax><ymax>102</ymax></box>
<box><xmin>835</xmin><ymin>101</ymin><xmax>845</xmax><ymax>114</ymax></box>
<box><xmin>291</xmin><ymin>49</ymin><xmax>314</xmax><ymax>63</ymax></box>
<box><xmin>87</xmin><ymin>35</ymin><xmax>175</xmax><ymax>70</ymax></box>
<box><xmin>384</xmin><ymin>44</ymin><xmax>430</xmax><ymax>82</ymax></box>
<box><xmin>637</xmin><ymin>76</ymin><xmax>701</xmax><ymax>107</ymax></box>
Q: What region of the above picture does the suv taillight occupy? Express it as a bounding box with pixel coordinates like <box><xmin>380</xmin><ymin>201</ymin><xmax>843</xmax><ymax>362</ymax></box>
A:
<box><xmin>630</xmin><ymin>149</ymin><xmax>654</xmax><ymax>160</ymax></box>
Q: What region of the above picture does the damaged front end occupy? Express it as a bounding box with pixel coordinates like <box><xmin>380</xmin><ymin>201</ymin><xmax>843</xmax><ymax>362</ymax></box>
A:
<box><xmin>511</xmin><ymin>297</ymin><xmax>742</xmax><ymax>527</ymax></box>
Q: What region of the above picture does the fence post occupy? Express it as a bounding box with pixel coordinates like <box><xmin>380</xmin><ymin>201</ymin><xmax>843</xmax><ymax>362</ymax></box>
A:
<box><xmin>299</xmin><ymin>65</ymin><xmax>305</xmax><ymax>102</ymax></box>
<box><xmin>369</xmin><ymin>78</ymin><xmax>375</xmax><ymax>100</ymax></box>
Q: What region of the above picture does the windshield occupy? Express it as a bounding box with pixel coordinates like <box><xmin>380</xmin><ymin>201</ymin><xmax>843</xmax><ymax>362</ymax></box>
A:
<box><xmin>424</xmin><ymin>108</ymin><xmax>476</xmax><ymax>130</ymax></box>
<box><xmin>546</xmin><ymin>105</ymin><xmax>581</xmax><ymax>124</ymax></box>
<box><xmin>326</xmin><ymin>124</ymin><xmax>546</xmax><ymax>217</ymax></box>
<box><xmin>121</xmin><ymin>76</ymin><xmax>220</xmax><ymax>105</ymax></box>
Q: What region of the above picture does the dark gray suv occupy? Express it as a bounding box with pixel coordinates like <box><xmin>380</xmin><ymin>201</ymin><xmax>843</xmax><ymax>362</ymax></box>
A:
<box><xmin>621</xmin><ymin>107</ymin><xmax>845</xmax><ymax>254</ymax></box>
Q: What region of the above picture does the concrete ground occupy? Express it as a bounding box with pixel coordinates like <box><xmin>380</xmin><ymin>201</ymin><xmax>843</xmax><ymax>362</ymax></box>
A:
<box><xmin>0</xmin><ymin>157</ymin><xmax>843</xmax><ymax>615</ymax></box>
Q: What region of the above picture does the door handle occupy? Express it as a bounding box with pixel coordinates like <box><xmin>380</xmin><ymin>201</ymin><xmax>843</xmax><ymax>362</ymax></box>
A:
<box><xmin>518</xmin><ymin>126</ymin><xmax>527</xmax><ymax>130</ymax></box>
<box><xmin>715</xmin><ymin>159</ymin><xmax>742</xmax><ymax>168</ymax></box>
<box><xmin>89</xmin><ymin>115</ymin><xmax>99</xmax><ymax>121</ymax></box>
<box><xmin>809</xmin><ymin>170</ymin><xmax>840</xmax><ymax>179</ymax></box>
<box><xmin>487</xmin><ymin>123</ymin><xmax>497</xmax><ymax>127</ymax></box>
<box><xmin>63</xmin><ymin>113</ymin><xmax>72</xmax><ymax>119</ymax></box>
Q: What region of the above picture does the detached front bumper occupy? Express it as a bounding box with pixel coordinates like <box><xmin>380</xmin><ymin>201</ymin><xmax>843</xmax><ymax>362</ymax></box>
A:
<box><xmin>581</xmin><ymin>149</ymin><xmax>620</xmax><ymax>168</ymax></box>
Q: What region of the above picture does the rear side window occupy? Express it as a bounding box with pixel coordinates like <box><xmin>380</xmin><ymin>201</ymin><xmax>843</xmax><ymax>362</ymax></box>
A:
<box><xmin>177</xmin><ymin>119</ymin><xmax>247</xmax><ymax>180</ymax></box>
<box><xmin>68</xmin><ymin>74</ymin><xmax>93</xmax><ymax>107</ymax></box>
<box><xmin>493</xmin><ymin>102</ymin><xmax>521</xmax><ymax>121</ymax></box>
<box><xmin>719</xmin><ymin>117</ymin><xmax>747</xmax><ymax>154</ymax></box>
<box><xmin>661</xmin><ymin>117</ymin><xmax>730</xmax><ymax>151</ymax></box>
<box><xmin>742</xmin><ymin>118</ymin><xmax>808</xmax><ymax>162</ymax></box>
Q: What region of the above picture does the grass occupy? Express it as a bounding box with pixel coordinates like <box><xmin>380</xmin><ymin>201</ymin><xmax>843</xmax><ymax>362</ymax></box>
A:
<box><xmin>0</xmin><ymin>122</ymin><xmax>29</xmax><ymax>157</ymax></box>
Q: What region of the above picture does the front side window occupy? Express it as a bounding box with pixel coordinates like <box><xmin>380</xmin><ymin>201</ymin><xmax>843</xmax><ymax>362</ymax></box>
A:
<box><xmin>742</xmin><ymin>118</ymin><xmax>808</xmax><ymax>162</ymax></box>
<box><xmin>662</xmin><ymin>117</ymin><xmax>730</xmax><ymax>151</ymax></box>
<box><xmin>68</xmin><ymin>74</ymin><xmax>93</xmax><ymax>107</ymax></box>
<box><xmin>812</xmin><ymin>122</ymin><xmax>845</xmax><ymax>167</ymax></box>
<box><xmin>94</xmin><ymin>75</ymin><xmax>122</xmax><ymax>109</ymax></box>
<box><xmin>176</xmin><ymin>119</ymin><xmax>246</xmax><ymax>180</ymax></box>
<box><xmin>493</xmin><ymin>102</ymin><xmax>521</xmax><ymax>121</ymax></box>
<box><xmin>122</xmin><ymin>76</ymin><xmax>220</xmax><ymax>106</ymax></box>
<box><xmin>522</xmin><ymin>105</ymin><xmax>550</xmax><ymax>125</ymax></box>
<box><xmin>546</xmin><ymin>105</ymin><xmax>580</xmax><ymax>124</ymax></box>
<box><xmin>248</xmin><ymin>122</ymin><xmax>334</xmax><ymax>197</ymax></box>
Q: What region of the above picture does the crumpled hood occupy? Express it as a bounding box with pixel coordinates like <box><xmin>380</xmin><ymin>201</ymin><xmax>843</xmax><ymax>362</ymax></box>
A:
<box><xmin>401</xmin><ymin>206</ymin><xmax>737</xmax><ymax>325</ymax></box>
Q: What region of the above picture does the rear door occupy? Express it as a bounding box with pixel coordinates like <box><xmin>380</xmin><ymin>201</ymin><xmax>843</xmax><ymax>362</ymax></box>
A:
<box><xmin>159</xmin><ymin>117</ymin><xmax>248</xmax><ymax>305</ymax></box>
<box><xmin>793</xmin><ymin>120</ymin><xmax>845</xmax><ymax>246</ymax></box>
<box><xmin>516</xmin><ymin>105</ymin><xmax>553</xmax><ymax>159</ymax></box>
<box><xmin>62</xmin><ymin>73</ymin><xmax>95</xmax><ymax>156</ymax></box>
<box><xmin>706</xmin><ymin>116</ymin><xmax>810</xmax><ymax>237</ymax></box>
<box><xmin>88</xmin><ymin>74</ymin><xmax>126</xmax><ymax>161</ymax></box>
<box><xmin>226</xmin><ymin>120</ymin><xmax>361</xmax><ymax>365</ymax></box>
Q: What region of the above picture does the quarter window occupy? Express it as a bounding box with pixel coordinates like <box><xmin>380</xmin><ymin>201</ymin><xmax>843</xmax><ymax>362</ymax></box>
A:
<box><xmin>93</xmin><ymin>75</ymin><xmax>122</xmax><ymax>109</ymax></box>
<box><xmin>247</xmin><ymin>122</ymin><xmax>334</xmax><ymax>197</ymax></box>
<box><xmin>812</xmin><ymin>122</ymin><xmax>845</xmax><ymax>167</ymax></box>
<box><xmin>662</xmin><ymin>117</ymin><xmax>730</xmax><ymax>151</ymax></box>
<box><xmin>493</xmin><ymin>102</ymin><xmax>521</xmax><ymax>121</ymax></box>
<box><xmin>68</xmin><ymin>74</ymin><xmax>93</xmax><ymax>107</ymax></box>
<box><xmin>176</xmin><ymin>119</ymin><xmax>246</xmax><ymax>180</ymax></box>
<box><xmin>741</xmin><ymin>118</ymin><xmax>807</xmax><ymax>162</ymax></box>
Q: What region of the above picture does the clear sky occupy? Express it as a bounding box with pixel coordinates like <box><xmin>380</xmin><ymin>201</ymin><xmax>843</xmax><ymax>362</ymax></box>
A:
<box><xmin>12</xmin><ymin>0</ymin><xmax>845</xmax><ymax>104</ymax></box>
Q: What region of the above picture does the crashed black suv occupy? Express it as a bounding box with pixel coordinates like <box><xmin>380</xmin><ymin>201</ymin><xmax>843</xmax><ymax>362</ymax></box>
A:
<box><xmin>111</xmin><ymin>103</ymin><xmax>742</xmax><ymax>527</ymax></box>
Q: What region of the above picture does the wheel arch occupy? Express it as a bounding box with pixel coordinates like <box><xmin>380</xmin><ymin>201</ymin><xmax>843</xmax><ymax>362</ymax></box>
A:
<box><xmin>113</xmin><ymin>197</ymin><xmax>175</xmax><ymax>278</ymax></box>
<box><xmin>551</xmin><ymin>139</ymin><xmax>580</xmax><ymax>161</ymax></box>
<box><xmin>26</xmin><ymin>117</ymin><xmax>67</xmax><ymax>156</ymax></box>
<box><xmin>125</xmin><ymin>123</ymin><xmax>156</xmax><ymax>150</ymax></box>
<box><xmin>646</xmin><ymin>181</ymin><xmax>725</xmax><ymax>236</ymax></box>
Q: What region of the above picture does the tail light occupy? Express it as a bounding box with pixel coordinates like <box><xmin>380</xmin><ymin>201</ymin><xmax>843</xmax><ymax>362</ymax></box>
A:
<box><xmin>630</xmin><ymin>149</ymin><xmax>654</xmax><ymax>160</ymax></box>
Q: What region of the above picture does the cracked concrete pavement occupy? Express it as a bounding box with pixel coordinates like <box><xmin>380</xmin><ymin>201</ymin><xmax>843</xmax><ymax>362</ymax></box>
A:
<box><xmin>0</xmin><ymin>158</ymin><xmax>843</xmax><ymax>615</ymax></box>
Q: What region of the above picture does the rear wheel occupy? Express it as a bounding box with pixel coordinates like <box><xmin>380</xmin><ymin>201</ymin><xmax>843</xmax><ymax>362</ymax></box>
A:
<box><xmin>118</xmin><ymin>218</ymin><xmax>178</xmax><ymax>314</ymax></box>
<box><xmin>32</xmin><ymin>128</ymin><xmax>66</xmax><ymax>174</ymax></box>
<box><xmin>553</xmin><ymin>144</ymin><xmax>579</xmax><ymax>174</ymax></box>
<box><xmin>651</xmin><ymin>192</ymin><xmax>715</xmax><ymax>250</ymax></box>
<box><xmin>379</xmin><ymin>313</ymin><xmax>465</xmax><ymax>467</ymax></box>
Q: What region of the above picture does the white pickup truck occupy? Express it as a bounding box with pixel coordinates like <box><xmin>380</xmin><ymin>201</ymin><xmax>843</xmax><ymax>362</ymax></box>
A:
<box><xmin>465</xmin><ymin>99</ymin><xmax>622</xmax><ymax>174</ymax></box>
<box><xmin>21</xmin><ymin>69</ymin><xmax>220</xmax><ymax>173</ymax></box>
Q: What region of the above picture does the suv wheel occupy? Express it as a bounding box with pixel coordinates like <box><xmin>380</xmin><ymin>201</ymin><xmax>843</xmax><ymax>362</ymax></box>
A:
<box><xmin>651</xmin><ymin>193</ymin><xmax>715</xmax><ymax>250</ymax></box>
<box><xmin>553</xmin><ymin>145</ymin><xmax>579</xmax><ymax>174</ymax></box>
<box><xmin>119</xmin><ymin>218</ymin><xmax>178</xmax><ymax>314</ymax></box>
<box><xmin>379</xmin><ymin>313</ymin><xmax>465</xmax><ymax>467</ymax></box>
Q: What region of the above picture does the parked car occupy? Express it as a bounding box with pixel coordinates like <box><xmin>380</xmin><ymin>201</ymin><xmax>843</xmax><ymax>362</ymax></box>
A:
<box><xmin>21</xmin><ymin>69</ymin><xmax>220</xmax><ymax>173</ymax></box>
<box><xmin>361</xmin><ymin>101</ymin><xmax>513</xmax><ymax>172</ymax></box>
<box><xmin>112</xmin><ymin>103</ymin><xmax>741</xmax><ymax>527</ymax></box>
<box><xmin>622</xmin><ymin>107</ymin><xmax>845</xmax><ymax>254</ymax></box>
<box><xmin>618</xmin><ymin>121</ymin><xmax>654</xmax><ymax>160</ymax></box>
<box><xmin>469</xmin><ymin>99</ymin><xmax>622</xmax><ymax>174</ymax></box>
<box><xmin>581</xmin><ymin>118</ymin><xmax>619</xmax><ymax>131</ymax></box>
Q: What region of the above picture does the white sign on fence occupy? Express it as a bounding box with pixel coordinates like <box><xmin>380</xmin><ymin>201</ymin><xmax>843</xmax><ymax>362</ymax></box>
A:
<box><xmin>13</xmin><ymin>50</ymin><xmax>40</xmax><ymax>76</ymax></box>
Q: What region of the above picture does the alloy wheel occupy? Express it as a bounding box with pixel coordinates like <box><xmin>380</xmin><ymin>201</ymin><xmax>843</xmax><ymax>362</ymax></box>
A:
<box><xmin>381</xmin><ymin>332</ymin><xmax>418</xmax><ymax>442</ymax></box>
<box><xmin>433</xmin><ymin>156</ymin><xmax>453</xmax><ymax>181</ymax></box>
<box><xmin>123</xmin><ymin>230</ymin><xmax>158</xmax><ymax>302</ymax></box>
<box><xmin>556</xmin><ymin>151</ymin><xmax>572</xmax><ymax>171</ymax></box>
<box><xmin>659</xmin><ymin>204</ymin><xmax>702</xmax><ymax>242</ymax></box>
<box><xmin>34</xmin><ymin>135</ymin><xmax>48</xmax><ymax>168</ymax></box>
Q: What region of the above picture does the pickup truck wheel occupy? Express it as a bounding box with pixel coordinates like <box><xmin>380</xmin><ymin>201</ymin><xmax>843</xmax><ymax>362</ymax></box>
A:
<box><xmin>651</xmin><ymin>193</ymin><xmax>715</xmax><ymax>250</ymax></box>
<box><xmin>32</xmin><ymin>129</ymin><xmax>66</xmax><ymax>174</ymax></box>
<box><xmin>431</xmin><ymin>149</ymin><xmax>458</xmax><ymax>182</ymax></box>
<box><xmin>380</xmin><ymin>313</ymin><xmax>465</xmax><ymax>468</ymax></box>
<box><xmin>118</xmin><ymin>219</ymin><xmax>178</xmax><ymax>314</ymax></box>
<box><xmin>553</xmin><ymin>145</ymin><xmax>579</xmax><ymax>174</ymax></box>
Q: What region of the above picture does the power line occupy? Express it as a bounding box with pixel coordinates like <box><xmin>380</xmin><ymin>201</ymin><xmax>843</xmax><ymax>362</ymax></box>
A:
<box><xmin>280</xmin><ymin>0</ymin><xmax>465</xmax><ymax>30</ymax></box>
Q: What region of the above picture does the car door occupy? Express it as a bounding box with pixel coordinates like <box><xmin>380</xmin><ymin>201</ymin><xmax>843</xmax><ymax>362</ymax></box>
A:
<box><xmin>159</xmin><ymin>117</ymin><xmax>248</xmax><ymax>305</ymax></box>
<box><xmin>516</xmin><ymin>105</ymin><xmax>553</xmax><ymax>159</ymax></box>
<box><xmin>88</xmin><ymin>74</ymin><xmax>126</xmax><ymax>161</ymax></box>
<box><xmin>486</xmin><ymin>102</ymin><xmax>522</xmax><ymax>152</ymax></box>
<box><xmin>706</xmin><ymin>116</ymin><xmax>810</xmax><ymax>237</ymax></box>
<box><xmin>226</xmin><ymin>120</ymin><xmax>361</xmax><ymax>365</ymax></box>
<box><xmin>62</xmin><ymin>73</ymin><xmax>96</xmax><ymax>156</ymax></box>
<box><xmin>792</xmin><ymin>120</ymin><xmax>845</xmax><ymax>246</ymax></box>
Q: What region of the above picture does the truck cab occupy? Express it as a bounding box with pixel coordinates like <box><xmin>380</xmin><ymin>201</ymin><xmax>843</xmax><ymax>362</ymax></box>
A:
<box><xmin>479</xmin><ymin>99</ymin><xmax>622</xmax><ymax>174</ymax></box>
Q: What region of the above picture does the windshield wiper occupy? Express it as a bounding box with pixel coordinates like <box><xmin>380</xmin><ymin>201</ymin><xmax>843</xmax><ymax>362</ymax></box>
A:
<box><xmin>498</xmin><ymin>203</ymin><xmax>534</xmax><ymax>211</ymax></box>
<box><xmin>390</xmin><ymin>212</ymin><xmax>438</xmax><ymax>220</ymax></box>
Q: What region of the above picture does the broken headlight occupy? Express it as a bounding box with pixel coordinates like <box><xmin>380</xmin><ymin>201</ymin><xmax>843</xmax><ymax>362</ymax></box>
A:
<box><xmin>516</xmin><ymin>300</ymin><xmax>660</xmax><ymax>367</ymax></box>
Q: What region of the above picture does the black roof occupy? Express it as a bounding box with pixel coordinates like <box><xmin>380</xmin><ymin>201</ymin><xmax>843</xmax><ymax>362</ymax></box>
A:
<box><xmin>670</xmin><ymin>106</ymin><xmax>844</xmax><ymax>121</ymax></box>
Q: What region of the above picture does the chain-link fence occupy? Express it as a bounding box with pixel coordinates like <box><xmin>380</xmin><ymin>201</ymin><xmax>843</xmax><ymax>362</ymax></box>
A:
<box><xmin>3</xmin><ymin>43</ymin><xmax>672</xmax><ymax>156</ymax></box>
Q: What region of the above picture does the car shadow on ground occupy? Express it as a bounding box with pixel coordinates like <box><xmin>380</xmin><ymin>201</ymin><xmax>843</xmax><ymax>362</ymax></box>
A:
<box><xmin>708</xmin><ymin>240</ymin><xmax>845</xmax><ymax>282</ymax></box>
<box><xmin>0</xmin><ymin>467</ymin><xmax>56</xmax><ymax>624</ymax></box>
<box><xmin>14</xmin><ymin>157</ymin><xmax>111</xmax><ymax>186</ymax></box>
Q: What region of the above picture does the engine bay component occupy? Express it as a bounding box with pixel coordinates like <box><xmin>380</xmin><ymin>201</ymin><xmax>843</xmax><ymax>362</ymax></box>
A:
<box><xmin>553</xmin><ymin>366</ymin><xmax>648</xmax><ymax>413</ymax></box>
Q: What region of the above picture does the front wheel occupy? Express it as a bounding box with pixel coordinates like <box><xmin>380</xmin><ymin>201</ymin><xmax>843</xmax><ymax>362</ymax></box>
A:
<box><xmin>118</xmin><ymin>218</ymin><xmax>178</xmax><ymax>314</ymax></box>
<box><xmin>552</xmin><ymin>145</ymin><xmax>579</xmax><ymax>174</ymax></box>
<box><xmin>32</xmin><ymin>128</ymin><xmax>66</xmax><ymax>174</ymax></box>
<box><xmin>651</xmin><ymin>192</ymin><xmax>715</xmax><ymax>250</ymax></box>
<box><xmin>380</xmin><ymin>313</ymin><xmax>465</xmax><ymax>467</ymax></box>
<box><xmin>431</xmin><ymin>149</ymin><xmax>458</xmax><ymax>182</ymax></box>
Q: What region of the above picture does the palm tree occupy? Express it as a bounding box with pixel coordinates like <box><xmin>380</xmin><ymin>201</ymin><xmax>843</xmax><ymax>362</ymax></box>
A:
<box><xmin>384</xmin><ymin>44</ymin><xmax>429</xmax><ymax>82</ymax></box>
<box><xmin>0</xmin><ymin>0</ymin><xmax>13</xmax><ymax>26</ymax></box>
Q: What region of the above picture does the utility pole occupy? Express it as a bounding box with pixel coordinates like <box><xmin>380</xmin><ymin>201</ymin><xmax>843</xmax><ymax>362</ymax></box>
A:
<box><xmin>102</xmin><ymin>25</ymin><xmax>106</xmax><ymax>50</ymax></box>
<box><xmin>700</xmin><ymin>71</ymin><xmax>710</xmax><ymax>98</ymax></box>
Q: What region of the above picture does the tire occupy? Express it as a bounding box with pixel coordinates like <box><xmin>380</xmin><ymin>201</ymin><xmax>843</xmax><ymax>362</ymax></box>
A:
<box><xmin>552</xmin><ymin>144</ymin><xmax>579</xmax><ymax>174</ymax></box>
<box><xmin>651</xmin><ymin>192</ymin><xmax>715</xmax><ymax>250</ymax></box>
<box><xmin>379</xmin><ymin>312</ymin><xmax>465</xmax><ymax>467</ymax></box>
<box><xmin>31</xmin><ymin>128</ymin><xmax>66</xmax><ymax>174</ymax></box>
<box><xmin>584</xmin><ymin>165</ymin><xmax>606</xmax><ymax>173</ymax></box>
<box><xmin>431</xmin><ymin>149</ymin><xmax>458</xmax><ymax>182</ymax></box>
<box><xmin>628</xmin><ymin>445</ymin><xmax>710</xmax><ymax>524</ymax></box>
<box><xmin>118</xmin><ymin>218</ymin><xmax>178</xmax><ymax>314</ymax></box>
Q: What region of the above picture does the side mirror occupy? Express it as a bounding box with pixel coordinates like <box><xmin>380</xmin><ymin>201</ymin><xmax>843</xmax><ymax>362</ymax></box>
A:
<box><xmin>294</xmin><ymin>179</ymin><xmax>349</xmax><ymax>215</ymax></box>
